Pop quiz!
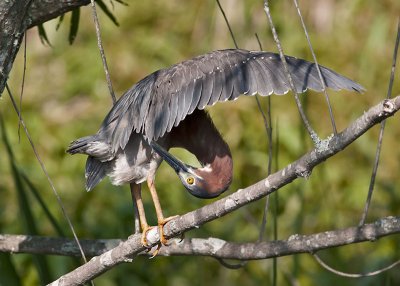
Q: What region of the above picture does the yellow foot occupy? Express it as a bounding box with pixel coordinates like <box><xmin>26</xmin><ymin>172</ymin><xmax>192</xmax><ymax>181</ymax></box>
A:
<box><xmin>140</xmin><ymin>225</ymin><xmax>167</xmax><ymax>258</ymax></box>
<box><xmin>149</xmin><ymin>244</ymin><xmax>162</xmax><ymax>259</ymax></box>
<box><xmin>158</xmin><ymin>215</ymin><xmax>179</xmax><ymax>246</ymax></box>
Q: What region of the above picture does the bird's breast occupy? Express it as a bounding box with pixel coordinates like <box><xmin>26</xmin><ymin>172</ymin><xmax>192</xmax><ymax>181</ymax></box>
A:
<box><xmin>106</xmin><ymin>134</ymin><xmax>162</xmax><ymax>185</ymax></box>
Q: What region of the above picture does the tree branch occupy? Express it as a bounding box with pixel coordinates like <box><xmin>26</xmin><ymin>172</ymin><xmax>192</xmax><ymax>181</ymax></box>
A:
<box><xmin>27</xmin><ymin>0</ymin><xmax>91</xmax><ymax>29</ymax></box>
<box><xmin>0</xmin><ymin>0</ymin><xmax>90</xmax><ymax>95</ymax></box>
<box><xmin>0</xmin><ymin>235</ymin><xmax>120</xmax><ymax>257</ymax></box>
<box><xmin>1</xmin><ymin>216</ymin><xmax>400</xmax><ymax>260</ymax></box>
<box><xmin>41</xmin><ymin>95</ymin><xmax>400</xmax><ymax>285</ymax></box>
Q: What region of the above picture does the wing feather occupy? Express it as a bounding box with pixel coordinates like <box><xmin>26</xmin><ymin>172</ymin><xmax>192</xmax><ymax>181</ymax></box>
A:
<box><xmin>154</xmin><ymin>87</ymin><xmax>171</xmax><ymax>140</ymax></box>
<box><xmin>249</xmin><ymin>57</ymin><xmax>275</xmax><ymax>96</ymax></box>
<box><xmin>258</xmin><ymin>53</ymin><xmax>290</xmax><ymax>95</ymax></box>
<box><xmin>188</xmin><ymin>77</ymin><xmax>204</xmax><ymax>114</ymax></box>
<box><xmin>167</xmin><ymin>90</ymin><xmax>179</xmax><ymax>132</ymax></box>
<box><xmin>174</xmin><ymin>81</ymin><xmax>189</xmax><ymax>127</ymax></box>
<box><xmin>208</xmin><ymin>66</ymin><xmax>224</xmax><ymax>106</ymax></box>
<box><xmin>230</xmin><ymin>61</ymin><xmax>249</xmax><ymax>98</ymax></box>
<box><xmin>97</xmin><ymin>49</ymin><xmax>364</xmax><ymax>146</ymax></box>
<box><xmin>243</xmin><ymin>56</ymin><xmax>260</xmax><ymax>96</ymax></box>
<box><xmin>182</xmin><ymin>78</ymin><xmax>195</xmax><ymax>121</ymax></box>
<box><xmin>197</xmin><ymin>72</ymin><xmax>214</xmax><ymax>109</ymax></box>
<box><xmin>218</xmin><ymin>63</ymin><xmax>234</xmax><ymax>102</ymax></box>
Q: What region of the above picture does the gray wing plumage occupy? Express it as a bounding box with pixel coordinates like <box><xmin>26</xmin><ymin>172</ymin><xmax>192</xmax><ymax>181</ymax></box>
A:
<box><xmin>99</xmin><ymin>49</ymin><xmax>364</xmax><ymax>152</ymax></box>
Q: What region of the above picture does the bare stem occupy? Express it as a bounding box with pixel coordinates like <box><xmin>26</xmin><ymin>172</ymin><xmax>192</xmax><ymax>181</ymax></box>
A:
<box><xmin>359</xmin><ymin>18</ymin><xmax>400</xmax><ymax>226</ymax></box>
<box><xmin>89</xmin><ymin>0</ymin><xmax>116</xmax><ymax>104</ymax></box>
<box><xmin>263</xmin><ymin>0</ymin><xmax>318</xmax><ymax>144</ymax></box>
<box><xmin>292</xmin><ymin>0</ymin><xmax>337</xmax><ymax>135</ymax></box>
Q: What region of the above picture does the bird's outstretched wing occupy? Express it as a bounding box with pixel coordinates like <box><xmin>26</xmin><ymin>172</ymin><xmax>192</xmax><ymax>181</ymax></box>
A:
<box><xmin>100</xmin><ymin>49</ymin><xmax>364</xmax><ymax>152</ymax></box>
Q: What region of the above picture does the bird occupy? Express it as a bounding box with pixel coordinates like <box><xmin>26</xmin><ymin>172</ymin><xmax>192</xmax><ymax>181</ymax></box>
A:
<box><xmin>67</xmin><ymin>48</ymin><xmax>364</xmax><ymax>247</ymax></box>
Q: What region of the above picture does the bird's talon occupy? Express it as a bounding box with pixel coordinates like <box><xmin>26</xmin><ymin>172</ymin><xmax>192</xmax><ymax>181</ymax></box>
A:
<box><xmin>149</xmin><ymin>244</ymin><xmax>162</xmax><ymax>259</ymax></box>
<box><xmin>158</xmin><ymin>215</ymin><xmax>179</xmax><ymax>245</ymax></box>
<box><xmin>158</xmin><ymin>225</ymin><xmax>169</xmax><ymax>246</ymax></box>
<box><xmin>177</xmin><ymin>232</ymin><xmax>185</xmax><ymax>243</ymax></box>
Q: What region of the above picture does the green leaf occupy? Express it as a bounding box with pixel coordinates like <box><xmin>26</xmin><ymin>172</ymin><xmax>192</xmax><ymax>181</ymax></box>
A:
<box><xmin>56</xmin><ymin>14</ymin><xmax>65</xmax><ymax>31</ymax></box>
<box><xmin>37</xmin><ymin>24</ymin><xmax>51</xmax><ymax>46</ymax></box>
<box><xmin>0</xmin><ymin>117</ymin><xmax>52</xmax><ymax>284</ymax></box>
<box><xmin>110</xmin><ymin>0</ymin><xmax>128</xmax><ymax>6</ymax></box>
<box><xmin>21</xmin><ymin>173</ymin><xmax>66</xmax><ymax>237</ymax></box>
<box><xmin>0</xmin><ymin>254</ymin><xmax>21</xmax><ymax>286</ymax></box>
<box><xmin>69</xmin><ymin>9</ymin><xmax>80</xmax><ymax>44</ymax></box>
<box><xmin>96</xmin><ymin>0</ymin><xmax>119</xmax><ymax>26</ymax></box>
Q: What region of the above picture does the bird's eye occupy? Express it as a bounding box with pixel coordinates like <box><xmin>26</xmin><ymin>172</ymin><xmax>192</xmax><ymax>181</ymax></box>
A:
<box><xmin>186</xmin><ymin>177</ymin><xmax>195</xmax><ymax>185</ymax></box>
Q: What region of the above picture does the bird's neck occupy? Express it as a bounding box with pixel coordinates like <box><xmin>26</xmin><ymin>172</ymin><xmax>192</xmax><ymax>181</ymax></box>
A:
<box><xmin>166</xmin><ymin>109</ymin><xmax>233</xmax><ymax>193</ymax></box>
<box><xmin>191</xmin><ymin>132</ymin><xmax>233</xmax><ymax>178</ymax></box>
<box><xmin>195</xmin><ymin>147</ymin><xmax>233</xmax><ymax>196</ymax></box>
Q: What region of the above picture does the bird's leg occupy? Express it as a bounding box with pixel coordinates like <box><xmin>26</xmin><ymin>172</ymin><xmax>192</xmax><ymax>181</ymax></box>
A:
<box><xmin>130</xmin><ymin>184</ymin><xmax>141</xmax><ymax>235</ymax></box>
<box><xmin>146</xmin><ymin>177</ymin><xmax>179</xmax><ymax>246</ymax></box>
<box><xmin>130</xmin><ymin>183</ymin><xmax>154</xmax><ymax>247</ymax></box>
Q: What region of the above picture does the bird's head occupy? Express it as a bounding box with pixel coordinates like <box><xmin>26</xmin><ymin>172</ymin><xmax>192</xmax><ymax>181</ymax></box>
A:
<box><xmin>151</xmin><ymin>142</ymin><xmax>231</xmax><ymax>199</ymax></box>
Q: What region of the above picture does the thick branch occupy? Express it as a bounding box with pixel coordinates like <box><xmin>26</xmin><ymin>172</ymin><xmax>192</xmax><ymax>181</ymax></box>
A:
<box><xmin>44</xmin><ymin>96</ymin><xmax>400</xmax><ymax>285</ymax></box>
<box><xmin>27</xmin><ymin>0</ymin><xmax>91</xmax><ymax>29</ymax></box>
<box><xmin>0</xmin><ymin>0</ymin><xmax>90</xmax><ymax>95</ymax></box>
<box><xmin>1</xmin><ymin>216</ymin><xmax>399</xmax><ymax>259</ymax></box>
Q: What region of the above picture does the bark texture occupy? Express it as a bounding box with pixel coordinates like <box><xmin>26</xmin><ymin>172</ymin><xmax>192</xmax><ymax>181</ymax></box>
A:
<box><xmin>1</xmin><ymin>216</ymin><xmax>399</xmax><ymax>259</ymax></box>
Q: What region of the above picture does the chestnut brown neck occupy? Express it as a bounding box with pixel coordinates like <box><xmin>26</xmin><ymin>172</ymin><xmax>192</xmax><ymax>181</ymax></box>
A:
<box><xmin>165</xmin><ymin>109</ymin><xmax>233</xmax><ymax>194</ymax></box>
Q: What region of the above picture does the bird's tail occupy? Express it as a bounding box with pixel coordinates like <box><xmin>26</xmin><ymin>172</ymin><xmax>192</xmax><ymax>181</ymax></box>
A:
<box><xmin>66</xmin><ymin>135</ymin><xmax>97</xmax><ymax>155</ymax></box>
<box><xmin>67</xmin><ymin>135</ymin><xmax>113</xmax><ymax>161</ymax></box>
<box><xmin>85</xmin><ymin>156</ymin><xmax>108</xmax><ymax>191</ymax></box>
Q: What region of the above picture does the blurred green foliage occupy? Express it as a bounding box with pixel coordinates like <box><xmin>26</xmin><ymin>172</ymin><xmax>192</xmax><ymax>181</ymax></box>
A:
<box><xmin>1</xmin><ymin>0</ymin><xmax>400</xmax><ymax>285</ymax></box>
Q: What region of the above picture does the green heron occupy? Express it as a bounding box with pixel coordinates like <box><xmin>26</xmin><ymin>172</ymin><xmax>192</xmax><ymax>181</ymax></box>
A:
<box><xmin>67</xmin><ymin>49</ymin><xmax>363</xmax><ymax>248</ymax></box>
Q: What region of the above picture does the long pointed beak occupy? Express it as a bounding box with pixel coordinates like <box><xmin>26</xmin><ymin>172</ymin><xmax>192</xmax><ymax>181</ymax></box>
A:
<box><xmin>150</xmin><ymin>142</ymin><xmax>189</xmax><ymax>173</ymax></box>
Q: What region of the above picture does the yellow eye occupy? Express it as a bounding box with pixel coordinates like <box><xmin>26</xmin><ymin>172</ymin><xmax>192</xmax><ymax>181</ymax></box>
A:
<box><xmin>186</xmin><ymin>177</ymin><xmax>195</xmax><ymax>185</ymax></box>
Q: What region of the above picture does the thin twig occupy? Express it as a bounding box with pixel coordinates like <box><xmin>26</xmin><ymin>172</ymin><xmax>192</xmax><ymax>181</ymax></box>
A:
<box><xmin>5</xmin><ymin>84</ymin><xmax>89</xmax><ymax>265</ymax></box>
<box><xmin>272</xmin><ymin>121</ymin><xmax>279</xmax><ymax>285</ymax></box>
<box><xmin>215</xmin><ymin>1</ymin><xmax>278</xmax><ymax>270</ymax></box>
<box><xmin>215</xmin><ymin>0</ymin><xmax>275</xmax><ymax>246</ymax></box>
<box><xmin>256</xmin><ymin>32</ymin><xmax>276</xmax><ymax>283</ymax></box>
<box><xmin>215</xmin><ymin>257</ymin><xmax>246</xmax><ymax>269</ymax></box>
<box><xmin>254</xmin><ymin>33</ymin><xmax>273</xmax><ymax>177</ymax></box>
<box><xmin>263</xmin><ymin>0</ymin><xmax>319</xmax><ymax>145</ymax></box>
<box><xmin>18</xmin><ymin>33</ymin><xmax>27</xmax><ymax>142</ymax></box>
<box><xmin>254</xmin><ymin>33</ymin><xmax>274</xmax><ymax>243</ymax></box>
<box><xmin>21</xmin><ymin>173</ymin><xmax>66</xmax><ymax>237</ymax></box>
<box><xmin>215</xmin><ymin>0</ymin><xmax>238</xmax><ymax>49</ymax></box>
<box><xmin>292</xmin><ymin>0</ymin><xmax>337</xmax><ymax>135</ymax></box>
<box><xmin>359</xmin><ymin>18</ymin><xmax>400</xmax><ymax>226</ymax></box>
<box><xmin>214</xmin><ymin>0</ymin><xmax>247</xmax><ymax>269</ymax></box>
<box><xmin>313</xmin><ymin>253</ymin><xmax>400</xmax><ymax>278</ymax></box>
<box><xmin>89</xmin><ymin>0</ymin><xmax>116</xmax><ymax>104</ymax></box>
